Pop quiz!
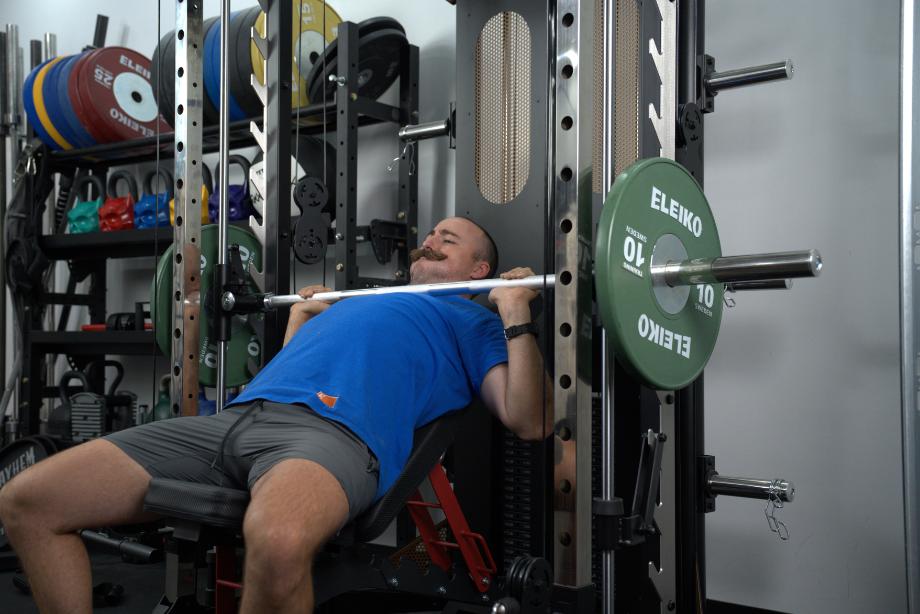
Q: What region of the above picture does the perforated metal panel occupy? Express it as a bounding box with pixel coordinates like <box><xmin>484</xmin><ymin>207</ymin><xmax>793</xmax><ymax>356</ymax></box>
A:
<box><xmin>614</xmin><ymin>0</ymin><xmax>640</xmax><ymax>174</ymax></box>
<box><xmin>592</xmin><ymin>0</ymin><xmax>606</xmax><ymax>194</ymax></box>
<box><xmin>474</xmin><ymin>11</ymin><xmax>531</xmax><ymax>204</ymax></box>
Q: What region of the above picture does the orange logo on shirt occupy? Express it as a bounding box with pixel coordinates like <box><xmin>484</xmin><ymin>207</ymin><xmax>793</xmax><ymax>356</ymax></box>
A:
<box><xmin>316</xmin><ymin>391</ymin><xmax>339</xmax><ymax>408</ymax></box>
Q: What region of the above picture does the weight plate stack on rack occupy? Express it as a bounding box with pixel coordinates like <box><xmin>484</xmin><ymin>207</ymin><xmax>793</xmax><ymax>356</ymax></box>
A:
<box><xmin>305</xmin><ymin>16</ymin><xmax>407</xmax><ymax>104</ymax></box>
<box><xmin>23</xmin><ymin>47</ymin><xmax>169</xmax><ymax>149</ymax></box>
<box><xmin>151</xmin><ymin>17</ymin><xmax>220</xmax><ymax>127</ymax></box>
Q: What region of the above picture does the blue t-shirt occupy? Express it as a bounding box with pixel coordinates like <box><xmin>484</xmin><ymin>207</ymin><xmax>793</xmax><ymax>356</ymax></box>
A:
<box><xmin>228</xmin><ymin>294</ymin><xmax>508</xmax><ymax>499</ymax></box>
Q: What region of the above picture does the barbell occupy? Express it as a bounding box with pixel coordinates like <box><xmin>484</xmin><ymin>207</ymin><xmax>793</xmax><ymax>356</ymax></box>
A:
<box><xmin>152</xmin><ymin>157</ymin><xmax>822</xmax><ymax>390</ymax></box>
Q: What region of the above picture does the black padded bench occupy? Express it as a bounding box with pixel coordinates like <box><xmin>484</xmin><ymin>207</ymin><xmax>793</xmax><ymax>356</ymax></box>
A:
<box><xmin>143</xmin><ymin>409</ymin><xmax>495</xmax><ymax>613</ymax></box>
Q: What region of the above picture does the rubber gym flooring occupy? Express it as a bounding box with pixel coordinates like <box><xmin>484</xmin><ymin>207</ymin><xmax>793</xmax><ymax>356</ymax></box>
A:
<box><xmin>0</xmin><ymin>546</ymin><xmax>165</xmax><ymax>613</ymax></box>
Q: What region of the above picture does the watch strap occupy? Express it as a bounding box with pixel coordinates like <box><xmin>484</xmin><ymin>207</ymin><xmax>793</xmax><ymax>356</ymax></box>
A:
<box><xmin>504</xmin><ymin>322</ymin><xmax>539</xmax><ymax>341</ymax></box>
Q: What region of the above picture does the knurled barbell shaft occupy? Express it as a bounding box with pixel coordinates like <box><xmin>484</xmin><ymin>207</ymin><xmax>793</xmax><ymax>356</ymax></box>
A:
<box><xmin>653</xmin><ymin>249</ymin><xmax>821</xmax><ymax>287</ymax></box>
<box><xmin>705</xmin><ymin>60</ymin><xmax>793</xmax><ymax>92</ymax></box>
<box><xmin>262</xmin><ymin>274</ymin><xmax>557</xmax><ymax>309</ymax></box>
<box><xmin>707</xmin><ymin>475</ymin><xmax>795</xmax><ymax>503</ymax></box>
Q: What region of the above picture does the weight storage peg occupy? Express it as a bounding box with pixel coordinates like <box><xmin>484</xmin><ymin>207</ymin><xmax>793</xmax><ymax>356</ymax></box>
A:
<box><xmin>701</xmin><ymin>54</ymin><xmax>793</xmax><ymax>113</ymax></box>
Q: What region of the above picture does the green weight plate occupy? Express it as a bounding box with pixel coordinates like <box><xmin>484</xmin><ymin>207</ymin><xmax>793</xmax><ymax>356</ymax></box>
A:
<box><xmin>152</xmin><ymin>225</ymin><xmax>263</xmax><ymax>387</ymax></box>
<box><xmin>595</xmin><ymin>158</ymin><xmax>723</xmax><ymax>390</ymax></box>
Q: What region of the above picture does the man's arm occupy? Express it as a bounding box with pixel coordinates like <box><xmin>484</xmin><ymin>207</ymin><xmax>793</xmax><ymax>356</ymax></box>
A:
<box><xmin>282</xmin><ymin>285</ymin><xmax>332</xmax><ymax>347</ymax></box>
<box><xmin>480</xmin><ymin>268</ymin><xmax>554</xmax><ymax>441</ymax></box>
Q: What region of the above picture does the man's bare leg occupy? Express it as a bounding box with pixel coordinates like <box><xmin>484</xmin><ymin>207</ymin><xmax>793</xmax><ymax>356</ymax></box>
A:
<box><xmin>240</xmin><ymin>459</ymin><xmax>349</xmax><ymax>613</ymax></box>
<box><xmin>0</xmin><ymin>439</ymin><xmax>158</xmax><ymax>614</ymax></box>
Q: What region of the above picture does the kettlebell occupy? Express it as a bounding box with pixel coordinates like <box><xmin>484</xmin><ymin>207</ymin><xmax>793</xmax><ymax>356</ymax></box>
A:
<box><xmin>208</xmin><ymin>155</ymin><xmax>253</xmax><ymax>222</ymax></box>
<box><xmin>67</xmin><ymin>175</ymin><xmax>106</xmax><ymax>234</ymax></box>
<box><xmin>169</xmin><ymin>164</ymin><xmax>212</xmax><ymax>225</ymax></box>
<box><xmin>47</xmin><ymin>371</ymin><xmax>92</xmax><ymax>438</ymax></box>
<box><xmin>135</xmin><ymin>168</ymin><xmax>175</xmax><ymax>229</ymax></box>
<box><xmin>153</xmin><ymin>376</ymin><xmax>172</xmax><ymax>422</ymax></box>
<box><xmin>100</xmin><ymin>171</ymin><xmax>139</xmax><ymax>231</ymax></box>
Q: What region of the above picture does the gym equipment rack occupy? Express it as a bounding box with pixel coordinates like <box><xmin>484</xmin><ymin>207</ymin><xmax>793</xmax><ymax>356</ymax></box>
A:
<box><xmin>11</xmin><ymin>18</ymin><xmax>419</xmax><ymax>439</ymax></box>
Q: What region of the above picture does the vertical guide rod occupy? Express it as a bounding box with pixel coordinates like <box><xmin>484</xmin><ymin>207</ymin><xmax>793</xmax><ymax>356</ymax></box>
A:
<box><xmin>4</xmin><ymin>25</ymin><xmax>18</xmax><ymax>428</ymax></box>
<box><xmin>900</xmin><ymin>0</ymin><xmax>920</xmax><ymax>610</ymax></box>
<box><xmin>215</xmin><ymin>0</ymin><xmax>230</xmax><ymax>412</ymax></box>
<box><xmin>600</xmin><ymin>0</ymin><xmax>615</xmax><ymax>609</ymax></box>
<box><xmin>0</xmin><ymin>31</ymin><xmax>8</xmax><ymax>430</ymax></box>
<box><xmin>41</xmin><ymin>34</ymin><xmax>55</xmax><ymax>398</ymax></box>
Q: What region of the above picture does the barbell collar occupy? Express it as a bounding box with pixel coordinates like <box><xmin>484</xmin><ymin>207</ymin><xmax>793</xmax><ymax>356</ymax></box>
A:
<box><xmin>654</xmin><ymin>249</ymin><xmax>821</xmax><ymax>287</ymax></box>
<box><xmin>707</xmin><ymin>475</ymin><xmax>795</xmax><ymax>503</ymax></box>
<box><xmin>264</xmin><ymin>274</ymin><xmax>556</xmax><ymax>309</ymax></box>
<box><xmin>398</xmin><ymin>119</ymin><xmax>451</xmax><ymax>142</ymax></box>
<box><xmin>726</xmin><ymin>279</ymin><xmax>793</xmax><ymax>292</ymax></box>
<box><xmin>705</xmin><ymin>59</ymin><xmax>793</xmax><ymax>93</ymax></box>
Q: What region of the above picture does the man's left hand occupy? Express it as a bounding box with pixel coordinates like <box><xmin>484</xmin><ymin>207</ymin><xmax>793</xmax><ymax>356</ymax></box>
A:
<box><xmin>489</xmin><ymin>267</ymin><xmax>540</xmax><ymax>309</ymax></box>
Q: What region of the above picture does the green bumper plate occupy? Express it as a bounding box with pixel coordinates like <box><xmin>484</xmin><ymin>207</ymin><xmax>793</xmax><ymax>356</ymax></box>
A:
<box><xmin>596</xmin><ymin>158</ymin><xmax>723</xmax><ymax>390</ymax></box>
<box><xmin>152</xmin><ymin>225</ymin><xmax>263</xmax><ymax>387</ymax></box>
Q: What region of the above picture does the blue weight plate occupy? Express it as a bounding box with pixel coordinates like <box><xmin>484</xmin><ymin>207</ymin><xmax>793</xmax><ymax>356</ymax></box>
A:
<box><xmin>43</xmin><ymin>55</ymin><xmax>82</xmax><ymax>149</ymax></box>
<box><xmin>55</xmin><ymin>53</ymin><xmax>97</xmax><ymax>148</ymax></box>
<box><xmin>22</xmin><ymin>59</ymin><xmax>60</xmax><ymax>150</ymax></box>
<box><xmin>204</xmin><ymin>11</ymin><xmax>247</xmax><ymax>122</ymax></box>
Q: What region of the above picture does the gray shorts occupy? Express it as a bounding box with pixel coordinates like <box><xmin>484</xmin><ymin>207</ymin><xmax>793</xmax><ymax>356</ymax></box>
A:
<box><xmin>103</xmin><ymin>399</ymin><xmax>379</xmax><ymax>521</ymax></box>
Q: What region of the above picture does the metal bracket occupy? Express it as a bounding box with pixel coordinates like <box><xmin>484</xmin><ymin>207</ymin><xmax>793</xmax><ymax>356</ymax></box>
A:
<box><xmin>368</xmin><ymin>219</ymin><xmax>408</xmax><ymax>266</ymax></box>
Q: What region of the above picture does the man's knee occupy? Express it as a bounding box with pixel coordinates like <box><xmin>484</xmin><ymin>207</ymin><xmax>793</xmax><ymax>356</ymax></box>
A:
<box><xmin>0</xmin><ymin>468</ymin><xmax>42</xmax><ymax>529</ymax></box>
<box><xmin>243</xmin><ymin>507</ymin><xmax>327</xmax><ymax>565</ymax></box>
<box><xmin>242</xmin><ymin>511</ymin><xmax>326</xmax><ymax>597</ymax></box>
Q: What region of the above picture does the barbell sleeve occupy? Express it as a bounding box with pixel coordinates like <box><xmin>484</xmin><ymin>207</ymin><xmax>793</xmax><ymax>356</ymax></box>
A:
<box><xmin>652</xmin><ymin>249</ymin><xmax>822</xmax><ymax>287</ymax></box>
<box><xmin>705</xmin><ymin>60</ymin><xmax>793</xmax><ymax>93</ymax></box>
<box><xmin>707</xmin><ymin>475</ymin><xmax>795</xmax><ymax>503</ymax></box>
<box><xmin>398</xmin><ymin>119</ymin><xmax>451</xmax><ymax>142</ymax></box>
<box><xmin>262</xmin><ymin>274</ymin><xmax>557</xmax><ymax>309</ymax></box>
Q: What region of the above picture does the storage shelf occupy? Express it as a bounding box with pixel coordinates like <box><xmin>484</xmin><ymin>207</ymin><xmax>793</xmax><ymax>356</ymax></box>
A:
<box><xmin>39</xmin><ymin>227</ymin><xmax>175</xmax><ymax>260</ymax></box>
<box><xmin>47</xmin><ymin>99</ymin><xmax>402</xmax><ymax>167</ymax></box>
<box><xmin>39</xmin><ymin>221</ymin><xmax>252</xmax><ymax>261</ymax></box>
<box><xmin>29</xmin><ymin>331</ymin><xmax>159</xmax><ymax>356</ymax></box>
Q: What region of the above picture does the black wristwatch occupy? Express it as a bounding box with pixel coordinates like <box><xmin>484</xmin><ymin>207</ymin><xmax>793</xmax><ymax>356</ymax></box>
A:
<box><xmin>504</xmin><ymin>322</ymin><xmax>539</xmax><ymax>341</ymax></box>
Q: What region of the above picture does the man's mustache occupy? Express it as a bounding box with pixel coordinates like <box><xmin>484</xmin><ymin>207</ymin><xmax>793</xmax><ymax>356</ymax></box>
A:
<box><xmin>410</xmin><ymin>247</ymin><xmax>447</xmax><ymax>263</ymax></box>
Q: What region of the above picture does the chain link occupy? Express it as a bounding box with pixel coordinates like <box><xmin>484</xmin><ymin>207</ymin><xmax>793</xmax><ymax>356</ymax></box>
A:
<box><xmin>764</xmin><ymin>479</ymin><xmax>789</xmax><ymax>541</ymax></box>
<box><xmin>388</xmin><ymin>140</ymin><xmax>416</xmax><ymax>176</ymax></box>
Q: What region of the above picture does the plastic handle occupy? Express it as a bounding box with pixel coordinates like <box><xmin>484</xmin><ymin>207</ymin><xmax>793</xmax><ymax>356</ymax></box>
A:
<box><xmin>143</xmin><ymin>168</ymin><xmax>175</xmax><ymax>198</ymax></box>
<box><xmin>106</xmin><ymin>170</ymin><xmax>139</xmax><ymax>201</ymax></box>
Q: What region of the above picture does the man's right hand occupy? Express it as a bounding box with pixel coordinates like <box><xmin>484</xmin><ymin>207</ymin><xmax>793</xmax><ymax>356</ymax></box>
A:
<box><xmin>291</xmin><ymin>285</ymin><xmax>333</xmax><ymax>320</ymax></box>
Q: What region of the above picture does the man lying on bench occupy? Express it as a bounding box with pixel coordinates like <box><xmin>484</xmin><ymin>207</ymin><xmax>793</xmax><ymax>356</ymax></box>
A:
<box><xmin>0</xmin><ymin>216</ymin><xmax>553</xmax><ymax>614</ymax></box>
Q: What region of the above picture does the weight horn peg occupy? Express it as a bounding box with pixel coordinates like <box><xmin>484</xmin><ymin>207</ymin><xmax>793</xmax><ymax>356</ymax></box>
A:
<box><xmin>701</xmin><ymin>55</ymin><xmax>793</xmax><ymax>112</ymax></box>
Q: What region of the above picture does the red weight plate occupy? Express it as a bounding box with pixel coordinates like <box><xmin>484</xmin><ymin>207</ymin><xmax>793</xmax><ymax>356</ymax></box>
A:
<box><xmin>77</xmin><ymin>47</ymin><xmax>169</xmax><ymax>142</ymax></box>
<box><xmin>69</xmin><ymin>49</ymin><xmax>116</xmax><ymax>143</ymax></box>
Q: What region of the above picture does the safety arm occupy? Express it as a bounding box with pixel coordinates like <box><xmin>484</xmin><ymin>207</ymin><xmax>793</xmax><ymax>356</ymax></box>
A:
<box><xmin>498</xmin><ymin>303</ymin><xmax>554</xmax><ymax>441</ymax></box>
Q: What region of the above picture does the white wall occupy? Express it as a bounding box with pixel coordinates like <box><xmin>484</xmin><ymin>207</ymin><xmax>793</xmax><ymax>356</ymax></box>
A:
<box><xmin>0</xmin><ymin>0</ymin><xmax>457</xmax><ymax>410</ymax></box>
<box><xmin>704</xmin><ymin>1</ymin><xmax>905</xmax><ymax>613</ymax></box>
